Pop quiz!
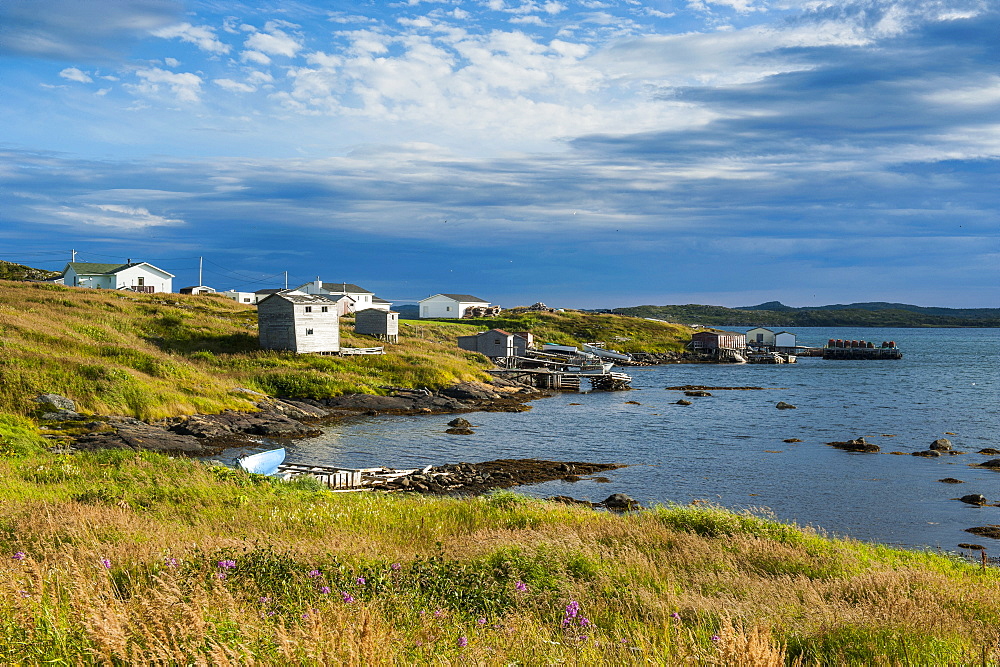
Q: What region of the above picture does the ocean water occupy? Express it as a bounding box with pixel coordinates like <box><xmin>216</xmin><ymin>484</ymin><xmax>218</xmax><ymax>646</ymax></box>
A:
<box><xmin>280</xmin><ymin>327</ymin><xmax>999</xmax><ymax>550</ymax></box>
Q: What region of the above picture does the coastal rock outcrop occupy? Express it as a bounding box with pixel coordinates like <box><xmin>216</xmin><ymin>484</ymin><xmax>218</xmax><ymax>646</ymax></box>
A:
<box><xmin>930</xmin><ymin>438</ymin><xmax>953</xmax><ymax>452</ymax></box>
<box><xmin>959</xmin><ymin>494</ymin><xmax>988</xmax><ymax>506</ymax></box>
<box><xmin>965</xmin><ymin>526</ymin><xmax>1000</xmax><ymax>540</ymax></box>
<box><xmin>601</xmin><ymin>493</ymin><xmax>641</xmax><ymax>511</ymax></box>
<box><xmin>775</xmin><ymin>402</ymin><xmax>797</xmax><ymax>410</ymax></box>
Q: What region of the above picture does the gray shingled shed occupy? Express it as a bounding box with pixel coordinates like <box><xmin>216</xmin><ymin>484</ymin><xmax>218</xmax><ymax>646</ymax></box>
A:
<box><xmin>257</xmin><ymin>290</ymin><xmax>340</xmax><ymax>354</ymax></box>
<box><xmin>354</xmin><ymin>308</ymin><xmax>399</xmax><ymax>343</ymax></box>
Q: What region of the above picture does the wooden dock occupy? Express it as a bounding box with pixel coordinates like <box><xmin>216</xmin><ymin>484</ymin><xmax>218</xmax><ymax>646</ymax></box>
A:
<box><xmin>822</xmin><ymin>347</ymin><xmax>903</xmax><ymax>360</ymax></box>
<box><xmin>487</xmin><ymin>368</ymin><xmax>632</xmax><ymax>391</ymax></box>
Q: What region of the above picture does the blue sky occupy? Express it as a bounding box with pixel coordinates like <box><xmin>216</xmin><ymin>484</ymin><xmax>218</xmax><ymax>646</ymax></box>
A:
<box><xmin>1</xmin><ymin>0</ymin><xmax>997</xmax><ymax>308</ymax></box>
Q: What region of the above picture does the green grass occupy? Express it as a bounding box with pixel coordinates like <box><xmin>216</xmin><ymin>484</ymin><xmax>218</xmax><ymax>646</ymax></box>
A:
<box><xmin>1</xmin><ymin>448</ymin><xmax>999</xmax><ymax>664</ymax></box>
<box><xmin>0</xmin><ymin>280</ymin><xmax>495</xmax><ymax>419</ymax></box>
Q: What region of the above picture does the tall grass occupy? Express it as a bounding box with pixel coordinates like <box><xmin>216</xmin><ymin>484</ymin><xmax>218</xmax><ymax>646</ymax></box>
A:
<box><xmin>1</xmin><ymin>448</ymin><xmax>998</xmax><ymax>664</ymax></box>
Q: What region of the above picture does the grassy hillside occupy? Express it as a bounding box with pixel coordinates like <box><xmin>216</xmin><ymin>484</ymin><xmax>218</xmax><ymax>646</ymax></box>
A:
<box><xmin>422</xmin><ymin>310</ymin><xmax>694</xmax><ymax>353</ymax></box>
<box><xmin>0</xmin><ymin>260</ymin><xmax>60</xmax><ymax>282</ymax></box>
<box><xmin>0</xmin><ymin>446</ymin><xmax>998</xmax><ymax>663</ymax></box>
<box><xmin>614</xmin><ymin>303</ymin><xmax>1000</xmax><ymax>328</ymax></box>
<box><xmin>0</xmin><ymin>280</ymin><xmax>493</xmax><ymax>420</ymax></box>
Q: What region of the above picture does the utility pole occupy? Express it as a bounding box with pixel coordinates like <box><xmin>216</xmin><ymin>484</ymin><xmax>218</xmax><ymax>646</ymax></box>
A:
<box><xmin>198</xmin><ymin>256</ymin><xmax>203</xmax><ymax>286</ymax></box>
<box><xmin>284</xmin><ymin>271</ymin><xmax>288</xmax><ymax>289</ymax></box>
<box><xmin>71</xmin><ymin>249</ymin><xmax>76</xmax><ymax>262</ymax></box>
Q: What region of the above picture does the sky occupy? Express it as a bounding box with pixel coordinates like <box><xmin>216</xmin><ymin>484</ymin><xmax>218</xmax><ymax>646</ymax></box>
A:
<box><xmin>1</xmin><ymin>0</ymin><xmax>998</xmax><ymax>309</ymax></box>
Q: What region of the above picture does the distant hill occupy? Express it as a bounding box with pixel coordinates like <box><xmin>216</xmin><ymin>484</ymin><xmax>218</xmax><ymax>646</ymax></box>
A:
<box><xmin>612</xmin><ymin>302</ymin><xmax>1000</xmax><ymax>328</ymax></box>
<box><xmin>395</xmin><ymin>304</ymin><xmax>420</xmax><ymax>319</ymax></box>
<box><xmin>740</xmin><ymin>301</ymin><xmax>1000</xmax><ymax>319</ymax></box>
<box><xmin>0</xmin><ymin>260</ymin><xmax>60</xmax><ymax>282</ymax></box>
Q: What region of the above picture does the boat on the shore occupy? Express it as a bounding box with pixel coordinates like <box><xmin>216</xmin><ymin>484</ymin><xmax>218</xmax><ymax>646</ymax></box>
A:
<box><xmin>237</xmin><ymin>448</ymin><xmax>286</xmax><ymax>476</ymax></box>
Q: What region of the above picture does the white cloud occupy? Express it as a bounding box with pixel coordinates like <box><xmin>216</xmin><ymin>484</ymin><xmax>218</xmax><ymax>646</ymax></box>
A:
<box><xmin>59</xmin><ymin>67</ymin><xmax>92</xmax><ymax>83</ymax></box>
<box><xmin>153</xmin><ymin>22</ymin><xmax>230</xmax><ymax>54</ymax></box>
<box><xmin>42</xmin><ymin>203</ymin><xmax>183</xmax><ymax>229</ymax></box>
<box><xmin>214</xmin><ymin>78</ymin><xmax>256</xmax><ymax>92</ymax></box>
<box><xmin>164</xmin><ymin>57</ymin><xmax>179</xmax><ymax>67</ymax></box>
<box><xmin>243</xmin><ymin>22</ymin><xmax>303</xmax><ymax>58</ymax></box>
<box><xmin>241</xmin><ymin>50</ymin><xmax>272</xmax><ymax>65</ymax></box>
<box><xmin>511</xmin><ymin>15</ymin><xmax>546</xmax><ymax>25</ymax></box>
<box><xmin>131</xmin><ymin>67</ymin><xmax>203</xmax><ymax>102</ymax></box>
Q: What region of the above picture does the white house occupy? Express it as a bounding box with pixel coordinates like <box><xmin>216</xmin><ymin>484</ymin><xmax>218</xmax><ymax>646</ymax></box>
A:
<box><xmin>419</xmin><ymin>293</ymin><xmax>491</xmax><ymax>319</ymax></box>
<box><xmin>295</xmin><ymin>281</ymin><xmax>391</xmax><ymax>312</ymax></box>
<box><xmin>62</xmin><ymin>261</ymin><xmax>174</xmax><ymax>293</ymax></box>
<box><xmin>218</xmin><ymin>290</ymin><xmax>257</xmax><ymax>305</ymax></box>
<box><xmin>746</xmin><ymin>327</ymin><xmax>776</xmax><ymax>346</ymax></box>
<box><xmin>257</xmin><ymin>290</ymin><xmax>340</xmax><ymax>354</ymax></box>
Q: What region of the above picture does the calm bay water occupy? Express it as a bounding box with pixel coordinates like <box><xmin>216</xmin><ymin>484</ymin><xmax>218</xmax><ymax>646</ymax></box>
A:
<box><xmin>280</xmin><ymin>328</ymin><xmax>999</xmax><ymax>550</ymax></box>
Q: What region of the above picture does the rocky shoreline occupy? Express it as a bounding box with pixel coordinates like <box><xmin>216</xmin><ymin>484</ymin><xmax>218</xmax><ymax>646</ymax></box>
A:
<box><xmin>39</xmin><ymin>380</ymin><xmax>551</xmax><ymax>457</ymax></box>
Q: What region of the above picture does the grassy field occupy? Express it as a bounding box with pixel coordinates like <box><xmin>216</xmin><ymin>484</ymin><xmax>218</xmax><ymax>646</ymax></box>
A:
<box><xmin>1</xmin><ymin>444</ymin><xmax>998</xmax><ymax>664</ymax></box>
<box><xmin>0</xmin><ymin>280</ymin><xmax>496</xmax><ymax>420</ymax></box>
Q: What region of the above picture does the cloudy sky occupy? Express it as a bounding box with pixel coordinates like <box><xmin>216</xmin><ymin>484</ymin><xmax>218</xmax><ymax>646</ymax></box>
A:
<box><xmin>1</xmin><ymin>0</ymin><xmax>997</xmax><ymax>308</ymax></box>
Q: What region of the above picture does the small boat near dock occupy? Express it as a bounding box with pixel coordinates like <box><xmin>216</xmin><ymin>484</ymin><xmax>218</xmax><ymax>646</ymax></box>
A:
<box><xmin>237</xmin><ymin>448</ymin><xmax>286</xmax><ymax>476</ymax></box>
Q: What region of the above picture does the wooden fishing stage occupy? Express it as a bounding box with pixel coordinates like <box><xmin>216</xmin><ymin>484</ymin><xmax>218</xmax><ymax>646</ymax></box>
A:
<box><xmin>487</xmin><ymin>368</ymin><xmax>632</xmax><ymax>391</ymax></box>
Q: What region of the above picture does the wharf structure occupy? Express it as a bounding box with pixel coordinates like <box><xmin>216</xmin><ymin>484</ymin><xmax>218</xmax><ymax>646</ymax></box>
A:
<box><xmin>822</xmin><ymin>339</ymin><xmax>902</xmax><ymax>360</ymax></box>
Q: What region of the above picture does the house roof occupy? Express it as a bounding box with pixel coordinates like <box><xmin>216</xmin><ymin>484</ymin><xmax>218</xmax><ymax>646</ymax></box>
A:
<box><xmin>255</xmin><ymin>288</ymin><xmax>284</xmax><ymax>295</ymax></box>
<box><xmin>64</xmin><ymin>261</ymin><xmax>175</xmax><ymax>278</ymax></box>
<box><xmin>258</xmin><ymin>290</ymin><xmax>341</xmax><ymax>306</ymax></box>
<box><xmin>422</xmin><ymin>293</ymin><xmax>489</xmax><ymax>303</ymax></box>
<box><xmin>293</xmin><ymin>282</ymin><xmax>374</xmax><ymax>294</ymax></box>
<box><xmin>65</xmin><ymin>262</ymin><xmax>124</xmax><ymax>275</ymax></box>
<box><xmin>746</xmin><ymin>327</ymin><xmax>775</xmax><ymax>332</ymax></box>
<box><xmin>372</xmin><ymin>297</ymin><xmax>391</xmax><ymax>304</ymax></box>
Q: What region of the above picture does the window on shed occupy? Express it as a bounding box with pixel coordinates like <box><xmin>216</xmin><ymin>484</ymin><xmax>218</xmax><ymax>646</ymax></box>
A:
<box><xmin>446</xmin><ymin>306</ymin><xmax>451</xmax><ymax>311</ymax></box>
<box><xmin>305</xmin><ymin>329</ymin><xmax>314</xmax><ymax>335</ymax></box>
<box><xmin>321</xmin><ymin>306</ymin><xmax>328</xmax><ymax>313</ymax></box>
<box><xmin>305</xmin><ymin>306</ymin><xmax>312</xmax><ymax>312</ymax></box>
<box><xmin>243</xmin><ymin>298</ymin><xmax>251</xmax><ymax>303</ymax></box>
<box><xmin>137</xmin><ymin>277</ymin><xmax>145</xmax><ymax>286</ymax></box>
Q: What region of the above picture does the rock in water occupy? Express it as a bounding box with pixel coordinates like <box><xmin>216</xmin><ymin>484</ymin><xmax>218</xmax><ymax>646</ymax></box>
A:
<box><xmin>965</xmin><ymin>526</ymin><xmax>1000</xmax><ymax>540</ymax></box>
<box><xmin>675</xmin><ymin>399</ymin><xmax>692</xmax><ymax>406</ymax></box>
<box><xmin>685</xmin><ymin>390</ymin><xmax>711</xmax><ymax>397</ymax></box>
<box><xmin>827</xmin><ymin>437</ymin><xmax>880</xmax><ymax>453</ymax></box>
<box><xmin>977</xmin><ymin>459</ymin><xmax>1000</xmax><ymax>469</ymax></box>
<box><xmin>776</xmin><ymin>402</ymin><xmax>796</xmax><ymax>410</ymax></box>
<box><xmin>939</xmin><ymin>478</ymin><xmax>965</xmax><ymax>484</ymax></box>
<box><xmin>912</xmin><ymin>450</ymin><xmax>941</xmax><ymax>458</ymax></box>
<box><xmin>930</xmin><ymin>438</ymin><xmax>953</xmax><ymax>452</ymax></box>
<box><xmin>447</xmin><ymin>417</ymin><xmax>473</xmax><ymax>428</ymax></box>
<box><xmin>959</xmin><ymin>494</ymin><xmax>988</xmax><ymax>506</ymax></box>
